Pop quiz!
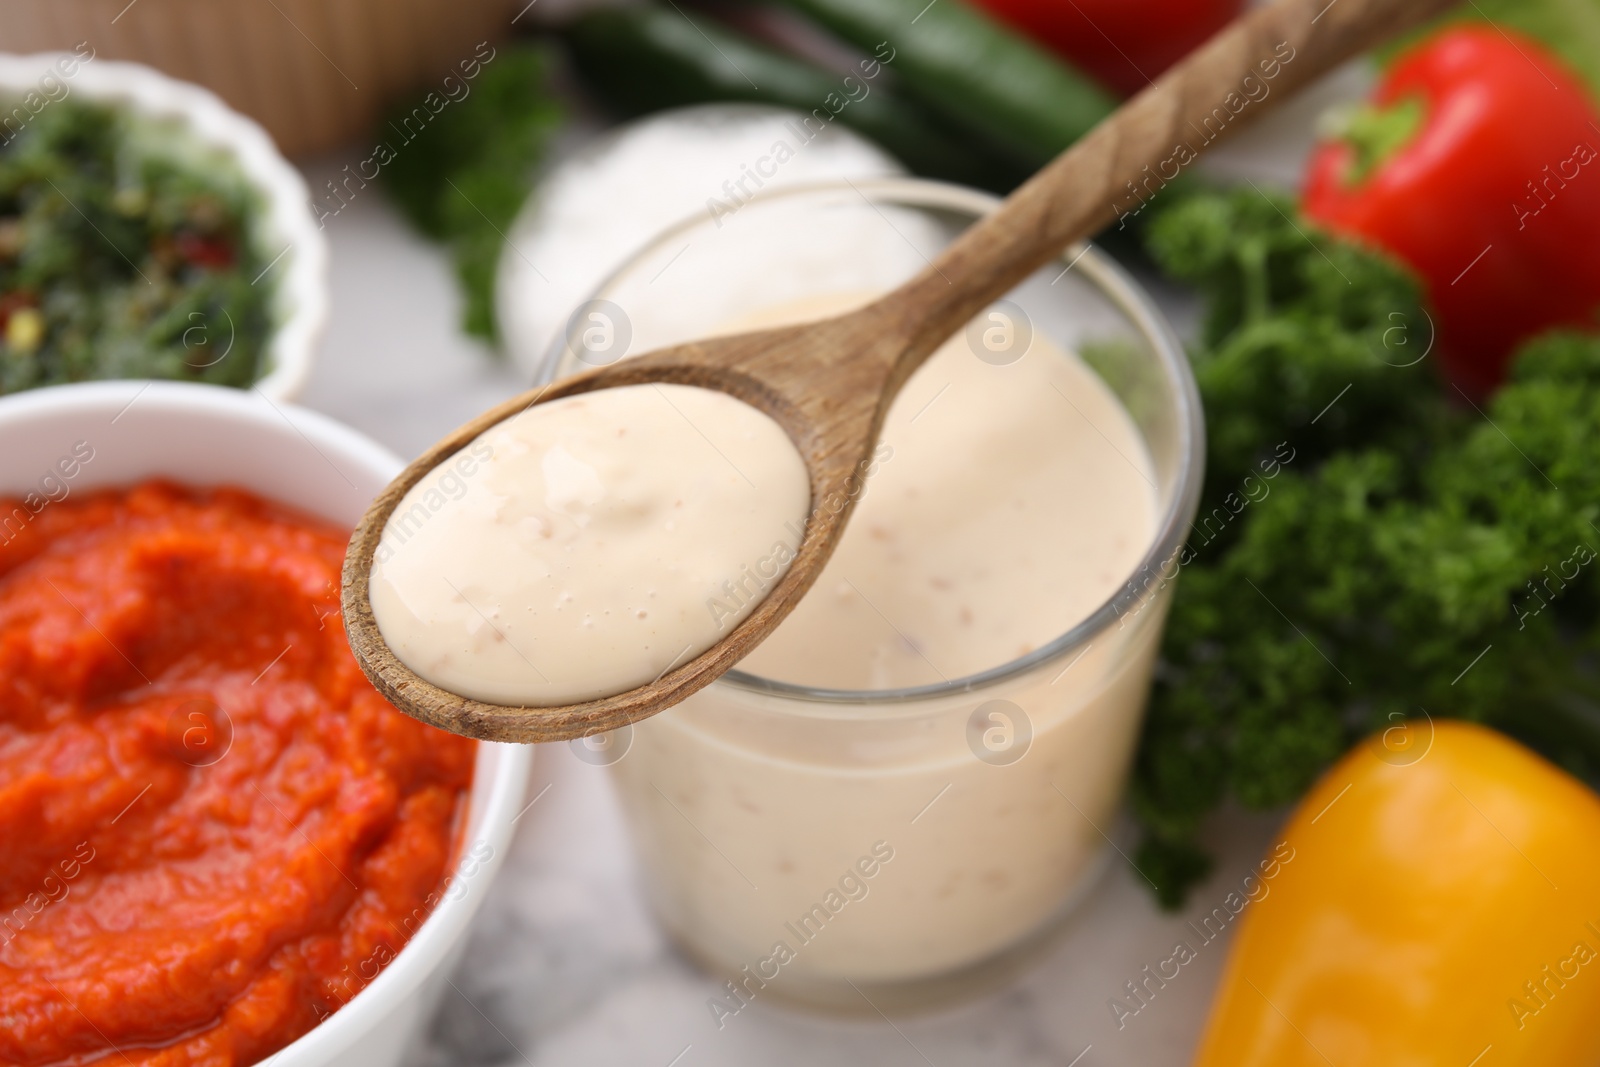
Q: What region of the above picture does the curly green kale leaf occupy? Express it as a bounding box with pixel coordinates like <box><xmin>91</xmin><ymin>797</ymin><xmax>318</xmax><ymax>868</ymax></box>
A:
<box><xmin>1135</xmin><ymin>189</ymin><xmax>1600</xmax><ymax>906</ymax></box>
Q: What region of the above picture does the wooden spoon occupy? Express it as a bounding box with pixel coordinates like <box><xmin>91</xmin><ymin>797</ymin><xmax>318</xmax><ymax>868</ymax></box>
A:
<box><xmin>343</xmin><ymin>0</ymin><xmax>1455</xmax><ymax>743</ymax></box>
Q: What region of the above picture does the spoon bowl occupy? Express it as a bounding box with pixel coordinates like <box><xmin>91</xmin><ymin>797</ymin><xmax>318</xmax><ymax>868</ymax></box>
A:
<box><xmin>343</xmin><ymin>0</ymin><xmax>1457</xmax><ymax>743</ymax></box>
<box><xmin>343</xmin><ymin>308</ymin><xmax>900</xmax><ymax>741</ymax></box>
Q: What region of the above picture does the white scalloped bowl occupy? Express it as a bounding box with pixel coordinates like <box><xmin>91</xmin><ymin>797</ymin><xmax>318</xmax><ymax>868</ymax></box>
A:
<box><xmin>0</xmin><ymin>381</ymin><xmax>531</xmax><ymax>1067</ymax></box>
<box><xmin>0</xmin><ymin>52</ymin><xmax>327</xmax><ymax>399</ymax></box>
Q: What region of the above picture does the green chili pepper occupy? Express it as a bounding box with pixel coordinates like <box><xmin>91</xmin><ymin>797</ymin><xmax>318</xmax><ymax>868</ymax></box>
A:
<box><xmin>563</xmin><ymin>6</ymin><xmax>1025</xmax><ymax>191</ymax></box>
<box><xmin>768</xmin><ymin>0</ymin><xmax>1116</xmax><ymax>168</ymax></box>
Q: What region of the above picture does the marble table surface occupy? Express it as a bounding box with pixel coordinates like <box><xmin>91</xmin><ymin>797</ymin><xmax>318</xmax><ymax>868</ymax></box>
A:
<box><xmin>289</xmin><ymin>61</ymin><xmax>1363</xmax><ymax>1060</ymax></box>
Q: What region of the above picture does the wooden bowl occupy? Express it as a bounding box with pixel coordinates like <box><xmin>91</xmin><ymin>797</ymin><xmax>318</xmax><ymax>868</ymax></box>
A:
<box><xmin>0</xmin><ymin>0</ymin><xmax>518</xmax><ymax>157</ymax></box>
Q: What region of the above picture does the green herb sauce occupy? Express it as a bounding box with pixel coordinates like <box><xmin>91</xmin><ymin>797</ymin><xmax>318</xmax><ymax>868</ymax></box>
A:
<box><xmin>0</xmin><ymin>101</ymin><xmax>274</xmax><ymax>394</ymax></box>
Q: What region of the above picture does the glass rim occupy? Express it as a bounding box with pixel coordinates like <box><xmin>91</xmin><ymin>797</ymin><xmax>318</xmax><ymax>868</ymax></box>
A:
<box><xmin>541</xmin><ymin>176</ymin><xmax>1205</xmax><ymax>709</ymax></box>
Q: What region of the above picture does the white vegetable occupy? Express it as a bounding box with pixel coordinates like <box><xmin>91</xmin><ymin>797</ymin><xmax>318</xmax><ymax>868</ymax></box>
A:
<box><xmin>496</xmin><ymin>104</ymin><xmax>907</xmax><ymax>376</ymax></box>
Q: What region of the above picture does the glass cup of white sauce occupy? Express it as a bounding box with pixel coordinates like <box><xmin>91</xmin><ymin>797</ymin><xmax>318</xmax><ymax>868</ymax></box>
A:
<box><xmin>538</xmin><ymin>178</ymin><xmax>1203</xmax><ymax>1010</ymax></box>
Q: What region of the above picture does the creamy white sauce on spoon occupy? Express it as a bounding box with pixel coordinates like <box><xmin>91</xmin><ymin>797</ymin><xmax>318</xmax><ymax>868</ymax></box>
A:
<box><xmin>368</xmin><ymin>383</ymin><xmax>811</xmax><ymax>706</ymax></box>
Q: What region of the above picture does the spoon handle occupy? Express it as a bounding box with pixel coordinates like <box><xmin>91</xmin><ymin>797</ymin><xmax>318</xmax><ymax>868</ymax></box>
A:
<box><xmin>876</xmin><ymin>0</ymin><xmax>1457</xmax><ymax>375</ymax></box>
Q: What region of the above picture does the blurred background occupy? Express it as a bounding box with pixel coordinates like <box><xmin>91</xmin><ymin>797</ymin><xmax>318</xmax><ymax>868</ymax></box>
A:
<box><xmin>6</xmin><ymin>0</ymin><xmax>1600</xmax><ymax>1063</ymax></box>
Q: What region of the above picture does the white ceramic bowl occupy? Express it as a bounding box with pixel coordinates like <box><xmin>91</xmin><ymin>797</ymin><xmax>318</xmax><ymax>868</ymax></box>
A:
<box><xmin>0</xmin><ymin>381</ymin><xmax>531</xmax><ymax>1067</ymax></box>
<box><xmin>0</xmin><ymin>52</ymin><xmax>327</xmax><ymax>399</ymax></box>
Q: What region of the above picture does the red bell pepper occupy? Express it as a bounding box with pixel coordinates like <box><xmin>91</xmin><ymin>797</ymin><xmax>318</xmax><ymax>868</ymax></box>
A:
<box><xmin>175</xmin><ymin>232</ymin><xmax>235</xmax><ymax>271</ymax></box>
<box><xmin>968</xmin><ymin>0</ymin><xmax>1243</xmax><ymax>97</ymax></box>
<box><xmin>1303</xmin><ymin>26</ymin><xmax>1600</xmax><ymax>398</ymax></box>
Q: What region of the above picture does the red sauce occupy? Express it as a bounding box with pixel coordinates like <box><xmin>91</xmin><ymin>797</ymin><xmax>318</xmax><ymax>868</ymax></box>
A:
<box><xmin>0</xmin><ymin>481</ymin><xmax>477</xmax><ymax>1066</ymax></box>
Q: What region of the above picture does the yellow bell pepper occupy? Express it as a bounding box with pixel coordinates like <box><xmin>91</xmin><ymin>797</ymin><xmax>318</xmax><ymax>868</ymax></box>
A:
<box><xmin>1193</xmin><ymin>720</ymin><xmax>1600</xmax><ymax>1065</ymax></box>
